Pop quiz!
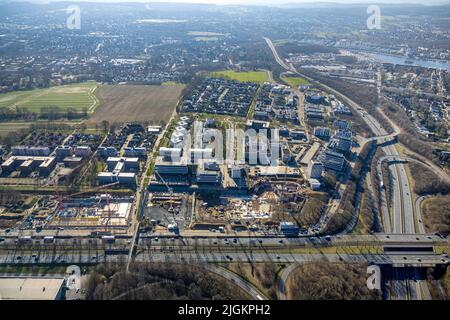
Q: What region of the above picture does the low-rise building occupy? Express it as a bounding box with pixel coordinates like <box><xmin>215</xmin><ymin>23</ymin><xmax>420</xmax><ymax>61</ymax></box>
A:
<box><xmin>0</xmin><ymin>277</ymin><xmax>66</xmax><ymax>300</ymax></box>
<box><xmin>55</xmin><ymin>146</ymin><xmax>72</xmax><ymax>159</ymax></box>
<box><xmin>74</xmin><ymin>146</ymin><xmax>92</xmax><ymax>158</ymax></box>
<box><xmin>279</xmin><ymin>221</ymin><xmax>299</xmax><ymax>235</ymax></box>
<box><xmin>308</xmin><ymin>178</ymin><xmax>321</xmax><ymax>191</ymax></box>
<box><xmin>196</xmin><ymin>165</ymin><xmax>222</xmax><ymax>184</ymax></box>
<box><xmin>323</xmin><ymin>150</ymin><xmax>346</xmax><ymax>172</ymax></box>
<box><xmin>154</xmin><ymin>156</ymin><xmax>189</xmax><ymax>175</ymax></box>
<box><xmin>290</xmin><ymin>130</ymin><xmax>307</xmax><ymax>140</ymax></box>
<box><xmin>106</xmin><ymin>157</ymin><xmax>139</xmax><ymax>172</ymax></box>
<box><xmin>98</xmin><ymin>172</ymin><xmax>136</xmax><ymax>186</ymax></box>
<box><xmin>97</xmin><ymin>146</ymin><xmax>118</xmax><ymax>157</ymax></box>
<box><xmin>307</xmin><ymin>160</ymin><xmax>323</xmax><ymax>179</ymax></box>
<box><xmin>11</xmin><ymin>146</ymin><xmax>51</xmax><ymax>156</ymax></box>
<box><xmin>314</xmin><ymin>127</ymin><xmax>331</xmax><ymax>138</ymax></box>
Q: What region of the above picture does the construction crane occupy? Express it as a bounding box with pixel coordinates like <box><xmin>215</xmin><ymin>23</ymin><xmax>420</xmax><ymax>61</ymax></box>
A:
<box><xmin>155</xmin><ymin>170</ymin><xmax>173</xmax><ymax>195</ymax></box>
<box><xmin>103</xmin><ymin>191</ymin><xmax>113</xmax><ymax>233</ymax></box>
<box><xmin>154</xmin><ymin>170</ymin><xmax>178</xmax><ymax>226</ymax></box>
<box><xmin>54</xmin><ymin>181</ymin><xmax>120</xmax><ymax>212</ymax></box>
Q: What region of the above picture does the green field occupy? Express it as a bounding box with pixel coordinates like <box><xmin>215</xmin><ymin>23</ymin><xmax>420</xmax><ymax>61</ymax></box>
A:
<box><xmin>0</xmin><ymin>122</ymin><xmax>32</xmax><ymax>137</ymax></box>
<box><xmin>161</xmin><ymin>81</ymin><xmax>182</xmax><ymax>86</ymax></box>
<box><xmin>281</xmin><ymin>76</ymin><xmax>310</xmax><ymax>87</ymax></box>
<box><xmin>0</xmin><ymin>120</ymin><xmax>82</xmax><ymax>138</ymax></box>
<box><xmin>209</xmin><ymin>70</ymin><xmax>268</xmax><ymax>84</ymax></box>
<box><xmin>0</xmin><ymin>82</ymin><xmax>99</xmax><ymax>113</ymax></box>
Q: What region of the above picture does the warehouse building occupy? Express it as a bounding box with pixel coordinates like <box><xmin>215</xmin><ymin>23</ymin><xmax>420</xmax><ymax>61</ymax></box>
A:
<box><xmin>0</xmin><ymin>277</ymin><xmax>66</xmax><ymax>300</ymax></box>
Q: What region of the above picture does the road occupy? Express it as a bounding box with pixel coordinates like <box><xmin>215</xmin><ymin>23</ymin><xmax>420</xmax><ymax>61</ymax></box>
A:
<box><xmin>1</xmin><ymin>247</ymin><xmax>446</xmax><ymax>266</ymax></box>
<box><xmin>277</xmin><ymin>263</ymin><xmax>298</xmax><ymax>300</ymax></box>
<box><xmin>204</xmin><ymin>265</ymin><xmax>267</xmax><ymax>300</ymax></box>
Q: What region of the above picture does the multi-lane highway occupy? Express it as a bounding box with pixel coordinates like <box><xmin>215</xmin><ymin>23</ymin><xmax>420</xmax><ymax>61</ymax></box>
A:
<box><xmin>0</xmin><ymin>233</ymin><xmax>447</xmax><ymax>262</ymax></box>
<box><xmin>263</xmin><ymin>38</ymin><xmax>446</xmax><ymax>299</ymax></box>
<box><xmin>264</xmin><ymin>37</ymin><xmax>416</xmax><ymax>236</ymax></box>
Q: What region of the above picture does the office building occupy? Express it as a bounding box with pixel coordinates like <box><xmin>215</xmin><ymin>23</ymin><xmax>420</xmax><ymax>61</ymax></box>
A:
<box><xmin>323</xmin><ymin>150</ymin><xmax>346</xmax><ymax>172</ymax></box>
<box><xmin>307</xmin><ymin>160</ymin><xmax>324</xmax><ymax>179</ymax></box>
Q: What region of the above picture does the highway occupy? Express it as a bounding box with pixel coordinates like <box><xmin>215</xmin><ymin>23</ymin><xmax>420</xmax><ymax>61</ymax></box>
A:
<box><xmin>263</xmin><ymin>38</ymin><xmax>438</xmax><ymax>299</ymax></box>
<box><xmin>3</xmin><ymin>250</ymin><xmax>446</xmax><ymax>266</ymax></box>
<box><xmin>1</xmin><ymin>233</ymin><xmax>447</xmax><ymax>264</ymax></box>
<box><xmin>264</xmin><ymin>37</ymin><xmax>415</xmax><ymax>235</ymax></box>
<box><xmin>0</xmin><ymin>232</ymin><xmax>447</xmax><ymax>247</ymax></box>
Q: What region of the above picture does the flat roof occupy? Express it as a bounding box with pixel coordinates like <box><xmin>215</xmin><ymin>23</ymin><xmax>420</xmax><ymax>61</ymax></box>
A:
<box><xmin>155</xmin><ymin>156</ymin><xmax>188</xmax><ymax>166</ymax></box>
<box><xmin>0</xmin><ymin>277</ymin><xmax>64</xmax><ymax>300</ymax></box>
<box><xmin>107</xmin><ymin>157</ymin><xmax>139</xmax><ymax>162</ymax></box>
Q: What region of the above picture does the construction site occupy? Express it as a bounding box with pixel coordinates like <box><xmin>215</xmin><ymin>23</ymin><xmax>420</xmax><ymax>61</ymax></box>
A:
<box><xmin>46</xmin><ymin>194</ymin><xmax>133</xmax><ymax>232</ymax></box>
<box><xmin>0</xmin><ymin>178</ymin><xmax>135</xmax><ymax>235</ymax></box>
<box><xmin>42</xmin><ymin>179</ymin><xmax>134</xmax><ymax>232</ymax></box>
<box><xmin>143</xmin><ymin>192</ymin><xmax>192</xmax><ymax>234</ymax></box>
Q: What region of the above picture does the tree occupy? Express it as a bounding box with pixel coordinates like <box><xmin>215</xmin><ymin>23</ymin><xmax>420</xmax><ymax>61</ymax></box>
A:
<box><xmin>101</xmin><ymin>120</ymin><xmax>110</xmax><ymax>132</ymax></box>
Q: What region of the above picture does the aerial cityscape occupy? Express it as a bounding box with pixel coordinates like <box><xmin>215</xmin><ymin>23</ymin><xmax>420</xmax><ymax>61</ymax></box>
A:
<box><xmin>0</xmin><ymin>0</ymin><xmax>449</xmax><ymax>303</ymax></box>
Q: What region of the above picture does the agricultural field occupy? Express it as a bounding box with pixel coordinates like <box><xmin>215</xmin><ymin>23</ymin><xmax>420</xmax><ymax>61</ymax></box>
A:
<box><xmin>281</xmin><ymin>76</ymin><xmax>310</xmax><ymax>87</ymax></box>
<box><xmin>0</xmin><ymin>122</ymin><xmax>32</xmax><ymax>138</ymax></box>
<box><xmin>88</xmin><ymin>84</ymin><xmax>185</xmax><ymax>125</ymax></box>
<box><xmin>209</xmin><ymin>70</ymin><xmax>269</xmax><ymax>84</ymax></box>
<box><xmin>0</xmin><ymin>82</ymin><xmax>99</xmax><ymax>113</ymax></box>
<box><xmin>0</xmin><ymin>120</ymin><xmax>81</xmax><ymax>138</ymax></box>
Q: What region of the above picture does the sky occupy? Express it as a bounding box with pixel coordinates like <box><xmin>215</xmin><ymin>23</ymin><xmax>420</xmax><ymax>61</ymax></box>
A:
<box><xmin>5</xmin><ymin>0</ymin><xmax>450</xmax><ymax>5</ymax></box>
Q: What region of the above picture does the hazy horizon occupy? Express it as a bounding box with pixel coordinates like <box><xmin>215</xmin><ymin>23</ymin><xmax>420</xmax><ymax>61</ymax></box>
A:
<box><xmin>3</xmin><ymin>0</ymin><xmax>450</xmax><ymax>6</ymax></box>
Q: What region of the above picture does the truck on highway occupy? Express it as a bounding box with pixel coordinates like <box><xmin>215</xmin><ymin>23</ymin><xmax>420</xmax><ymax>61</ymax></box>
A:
<box><xmin>43</xmin><ymin>236</ymin><xmax>55</xmax><ymax>243</ymax></box>
<box><xmin>17</xmin><ymin>236</ymin><xmax>32</xmax><ymax>244</ymax></box>
<box><xmin>102</xmin><ymin>235</ymin><xmax>115</xmax><ymax>244</ymax></box>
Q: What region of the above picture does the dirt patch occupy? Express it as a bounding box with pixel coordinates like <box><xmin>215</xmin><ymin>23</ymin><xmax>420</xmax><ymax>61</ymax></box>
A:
<box><xmin>88</xmin><ymin>85</ymin><xmax>184</xmax><ymax>124</ymax></box>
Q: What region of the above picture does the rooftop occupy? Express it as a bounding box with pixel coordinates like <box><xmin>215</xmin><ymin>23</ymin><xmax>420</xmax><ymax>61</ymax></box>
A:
<box><xmin>0</xmin><ymin>277</ymin><xmax>65</xmax><ymax>300</ymax></box>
